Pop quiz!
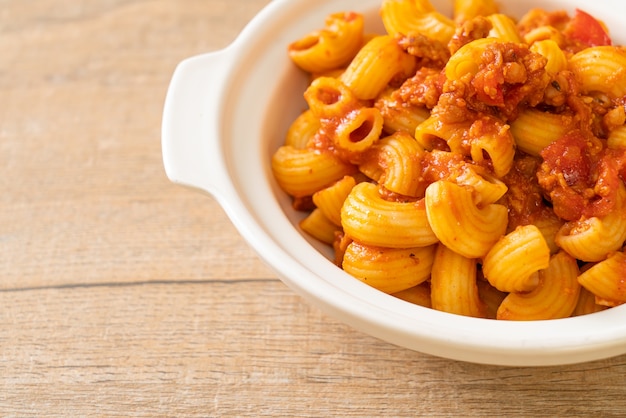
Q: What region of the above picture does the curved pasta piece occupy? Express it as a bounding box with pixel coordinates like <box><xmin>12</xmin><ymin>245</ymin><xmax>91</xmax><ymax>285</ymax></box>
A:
<box><xmin>299</xmin><ymin>208</ymin><xmax>339</xmax><ymax>245</ymax></box>
<box><xmin>303</xmin><ymin>77</ymin><xmax>361</xmax><ymax>119</ymax></box>
<box><xmin>454</xmin><ymin>165</ymin><xmax>508</xmax><ymax>206</ymax></box>
<box><xmin>497</xmin><ymin>251</ymin><xmax>581</xmax><ymax>321</ymax></box>
<box><xmin>285</xmin><ymin>110</ymin><xmax>321</xmax><ymax>150</ymax></box>
<box><xmin>381</xmin><ymin>0</ymin><xmax>455</xmax><ymax>44</ymax></box>
<box><xmin>312</xmin><ymin>175</ymin><xmax>357</xmax><ymax>227</ymax></box>
<box><xmin>487</xmin><ymin>14</ymin><xmax>521</xmax><ymax>43</ymax></box>
<box><xmin>334</xmin><ymin>107</ymin><xmax>384</xmax><ymax>155</ymax></box>
<box><xmin>342</xmin><ymin>242</ymin><xmax>436</xmax><ymax>294</ymax></box>
<box><xmin>358</xmin><ymin>132</ymin><xmax>427</xmax><ymax>197</ymax></box>
<box><xmin>340</xmin><ymin>35</ymin><xmax>416</xmax><ymax>100</ymax></box>
<box><xmin>577</xmin><ymin>251</ymin><xmax>626</xmax><ymax>304</ymax></box>
<box><xmin>556</xmin><ymin>183</ymin><xmax>626</xmax><ymax>262</ymax></box>
<box><xmin>530</xmin><ymin>39</ymin><xmax>567</xmax><ymax>75</ymax></box>
<box><xmin>271</xmin><ymin>146</ymin><xmax>356</xmax><ymax>197</ymax></box>
<box><xmin>445</xmin><ymin>38</ymin><xmax>497</xmax><ymax>81</ymax></box>
<box><xmin>430</xmin><ymin>243</ymin><xmax>488</xmax><ymax>318</ymax></box>
<box><xmin>341</xmin><ymin>182</ymin><xmax>438</xmax><ymax>248</ymax></box>
<box><xmin>468</xmin><ymin>116</ymin><xmax>516</xmax><ymax>178</ymax></box>
<box><xmin>510</xmin><ymin>109</ymin><xmax>574</xmax><ymax>156</ymax></box>
<box><xmin>523</xmin><ymin>25</ymin><xmax>565</xmax><ymax>46</ymax></box>
<box><xmin>414</xmin><ymin>114</ymin><xmax>469</xmax><ymax>151</ymax></box>
<box><xmin>569</xmin><ymin>46</ymin><xmax>626</xmax><ymax>98</ymax></box>
<box><xmin>288</xmin><ymin>12</ymin><xmax>364</xmax><ymax>73</ymax></box>
<box><xmin>482</xmin><ymin>225</ymin><xmax>550</xmax><ymax>293</ymax></box>
<box><xmin>425</xmin><ymin>180</ymin><xmax>508</xmax><ymax>258</ymax></box>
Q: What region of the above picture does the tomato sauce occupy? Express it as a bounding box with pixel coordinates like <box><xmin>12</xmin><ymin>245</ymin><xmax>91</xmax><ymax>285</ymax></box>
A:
<box><xmin>538</xmin><ymin>130</ymin><xmax>624</xmax><ymax>221</ymax></box>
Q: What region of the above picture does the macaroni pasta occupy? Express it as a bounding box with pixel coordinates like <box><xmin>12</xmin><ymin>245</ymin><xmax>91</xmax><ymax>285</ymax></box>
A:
<box><xmin>272</xmin><ymin>0</ymin><xmax>626</xmax><ymax>320</ymax></box>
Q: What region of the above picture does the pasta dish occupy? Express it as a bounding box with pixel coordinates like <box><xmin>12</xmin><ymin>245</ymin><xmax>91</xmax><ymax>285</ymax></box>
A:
<box><xmin>271</xmin><ymin>0</ymin><xmax>626</xmax><ymax>320</ymax></box>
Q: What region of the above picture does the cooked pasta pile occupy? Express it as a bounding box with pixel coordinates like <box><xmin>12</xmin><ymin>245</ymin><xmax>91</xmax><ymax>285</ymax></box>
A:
<box><xmin>271</xmin><ymin>0</ymin><xmax>626</xmax><ymax>320</ymax></box>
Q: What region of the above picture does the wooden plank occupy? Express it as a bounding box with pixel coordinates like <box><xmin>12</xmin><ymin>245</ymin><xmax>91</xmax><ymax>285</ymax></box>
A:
<box><xmin>0</xmin><ymin>0</ymin><xmax>274</xmax><ymax>289</ymax></box>
<box><xmin>1</xmin><ymin>282</ymin><xmax>626</xmax><ymax>416</ymax></box>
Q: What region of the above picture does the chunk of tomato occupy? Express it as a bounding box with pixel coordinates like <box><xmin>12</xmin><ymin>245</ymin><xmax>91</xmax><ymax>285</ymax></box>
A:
<box><xmin>565</xmin><ymin>9</ymin><xmax>612</xmax><ymax>47</ymax></box>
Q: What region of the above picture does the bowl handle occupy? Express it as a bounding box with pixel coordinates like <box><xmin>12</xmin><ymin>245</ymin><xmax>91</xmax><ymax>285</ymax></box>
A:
<box><xmin>161</xmin><ymin>49</ymin><xmax>234</xmax><ymax>197</ymax></box>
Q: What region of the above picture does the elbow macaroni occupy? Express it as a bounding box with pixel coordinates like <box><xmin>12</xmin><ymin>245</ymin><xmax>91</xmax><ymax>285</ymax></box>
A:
<box><xmin>272</xmin><ymin>1</ymin><xmax>626</xmax><ymax>320</ymax></box>
<box><xmin>339</xmin><ymin>35</ymin><xmax>416</xmax><ymax>100</ymax></box>
<box><xmin>569</xmin><ymin>46</ymin><xmax>626</xmax><ymax>98</ymax></box>
<box><xmin>341</xmin><ymin>182</ymin><xmax>438</xmax><ymax>248</ymax></box>
<box><xmin>288</xmin><ymin>12</ymin><xmax>364</xmax><ymax>74</ymax></box>
<box><xmin>487</xmin><ymin>14</ymin><xmax>521</xmax><ymax>43</ymax></box>
<box><xmin>578</xmin><ymin>251</ymin><xmax>626</xmax><ymax>306</ymax></box>
<box><xmin>497</xmin><ymin>251</ymin><xmax>581</xmax><ymax>320</ymax></box>
<box><xmin>482</xmin><ymin>225</ymin><xmax>550</xmax><ymax>293</ymax></box>
<box><xmin>430</xmin><ymin>243</ymin><xmax>487</xmax><ymax>318</ymax></box>
<box><xmin>343</xmin><ymin>242</ymin><xmax>436</xmax><ymax>294</ymax></box>
<box><xmin>381</xmin><ymin>0</ymin><xmax>455</xmax><ymax>45</ymax></box>
<box><xmin>358</xmin><ymin>131</ymin><xmax>427</xmax><ymax>197</ymax></box>
<box><xmin>425</xmin><ymin>180</ymin><xmax>508</xmax><ymax>259</ymax></box>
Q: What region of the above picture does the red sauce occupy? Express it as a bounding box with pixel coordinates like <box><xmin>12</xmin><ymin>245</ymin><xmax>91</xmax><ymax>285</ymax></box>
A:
<box><xmin>538</xmin><ymin>129</ymin><xmax>624</xmax><ymax>221</ymax></box>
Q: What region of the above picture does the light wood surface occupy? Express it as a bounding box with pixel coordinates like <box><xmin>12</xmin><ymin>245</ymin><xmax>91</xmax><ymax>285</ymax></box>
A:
<box><xmin>2</xmin><ymin>1</ymin><xmax>626</xmax><ymax>416</ymax></box>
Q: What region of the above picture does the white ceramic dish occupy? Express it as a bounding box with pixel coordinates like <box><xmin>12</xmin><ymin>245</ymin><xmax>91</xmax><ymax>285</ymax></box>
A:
<box><xmin>162</xmin><ymin>0</ymin><xmax>626</xmax><ymax>366</ymax></box>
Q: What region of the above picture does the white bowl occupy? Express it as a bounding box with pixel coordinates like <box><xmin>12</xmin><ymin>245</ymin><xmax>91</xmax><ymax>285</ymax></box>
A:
<box><xmin>162</xmin><ymin>0</ymin><xmax>626</xmax><ymax>366</ymax></box>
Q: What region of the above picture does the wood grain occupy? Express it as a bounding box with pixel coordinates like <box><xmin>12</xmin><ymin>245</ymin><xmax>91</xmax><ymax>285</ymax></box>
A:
<box><xmin>1</xmin><ymin>1</ymin><xmax>626</xmax><ymax>416</ymax></box>
<box><xmin>0</xmin><ymin>0</ymin><xmax>274</xmax><ymax>289</ymax></box>
<box><xmin>2</xmin><ymin>282</ymin><xmax>626</xmax><ymax>416</ymax></box>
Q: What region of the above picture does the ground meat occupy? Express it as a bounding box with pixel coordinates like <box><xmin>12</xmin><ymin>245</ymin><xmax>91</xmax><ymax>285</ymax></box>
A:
<box><xmin>431</xmin><ymin>80</ymin><xmax>475</xmax><ymax>124</ymax></box>
<box><xmin>392</xmin><ymin>67</ymin><xmax>443</xmax><ymax>109</ymax></box>
<box><xmin>396</xmin><ymin>33</ymin><xmax>450</xmax><ymax>69</ymax></box>
<box><xmin>448</xmin><ymin>16</ymin><xmax>492</xmax><ymax>55</ymax></box>
<box><xmin>378</xmin><ymin>187</ymin><xmax>420</xmax><ymax>203</ymax></box>
<box><xmin>420</xmin><ymin>150</ymin><xmax>468</xmax><ymax>184</ymax></box>
<box><xmin>542</xmin><ymin>70</ymin><xmax>578</xmax><ymax>108</ymax></box>
<box><xmin>500</xmin><ymin>155</ymin><xmax>556</xmax><ymax>230</ymax></box>
<box><xmin>440</xmin><ymin>42</ymin><xmax>550</xmax><ymax>122</ymax></box>
<box><xmin>537</xmin><ymin>129</ymin><xmax>622</xmax><ymax>221</ymax></box>
<box><xmin>476</xmin><ymin>43</ymin><xmax>549</xmax><ymax>117</ymax></box>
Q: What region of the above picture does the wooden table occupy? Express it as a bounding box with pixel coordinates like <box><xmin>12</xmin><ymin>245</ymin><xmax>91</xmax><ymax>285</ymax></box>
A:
<box><xmin>2</xmin><ymin>1</ymin><xmax>626</xmax><ymax>416</ymax></box>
